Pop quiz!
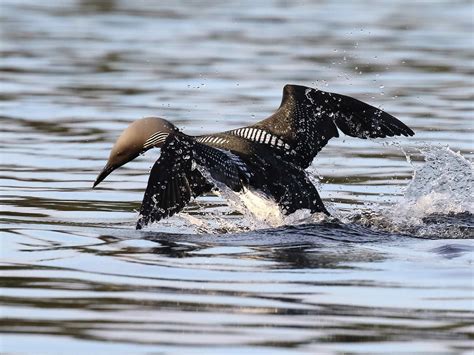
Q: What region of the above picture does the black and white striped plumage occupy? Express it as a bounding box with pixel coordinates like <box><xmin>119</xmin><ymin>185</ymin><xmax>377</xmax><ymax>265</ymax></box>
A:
<box><xmin>131</xmin><ymin>84</ymin><xmax>414</xmax><ymax>229</ymax></box>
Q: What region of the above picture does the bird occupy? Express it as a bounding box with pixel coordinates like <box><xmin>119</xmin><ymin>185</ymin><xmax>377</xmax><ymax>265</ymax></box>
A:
<box><xmin>93</xmin><ymin>84</ymin><xmax>414</xmax><ymax>230</ymax></box>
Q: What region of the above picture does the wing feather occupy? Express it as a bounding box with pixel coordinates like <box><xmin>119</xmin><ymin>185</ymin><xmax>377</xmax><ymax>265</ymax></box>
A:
<box><xmin>218</xmin><ymin>84</ymin><xmax>414</xmax><ymax>169</ymax></box>
<box><xmin>136</xmin><ymin>134</ymin><xmax>250</xmax><ymax>229</ymax></box>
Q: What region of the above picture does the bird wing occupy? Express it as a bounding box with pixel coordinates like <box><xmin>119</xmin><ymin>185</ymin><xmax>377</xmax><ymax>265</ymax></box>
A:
<box><xmin>225</xmin><ymin>84</ymin><xmax>414</xmax><ymax>169</ymax></box>
<box><xmin>136</xmin><ymin>134</ymin><xmax>250</xmax><ymax>229</ymax></box>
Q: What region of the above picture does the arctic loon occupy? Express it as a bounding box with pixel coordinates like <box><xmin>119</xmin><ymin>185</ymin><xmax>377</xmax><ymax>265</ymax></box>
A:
<box><xmin>93</xmin><ymin>84</ymin><xmax>414</xmax><ymax>229</ymax></box>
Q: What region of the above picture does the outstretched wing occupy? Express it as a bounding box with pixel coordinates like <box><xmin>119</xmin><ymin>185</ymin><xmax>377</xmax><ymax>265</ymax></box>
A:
<box><xmin>225</xmin><ymin>84</ymin><xmax>414</xmax><ymax>169</ymax></box>
<box><xmin>136</xmin><ymin>134</ymin><xmax>250</xmax><ymax>229</ymax></box>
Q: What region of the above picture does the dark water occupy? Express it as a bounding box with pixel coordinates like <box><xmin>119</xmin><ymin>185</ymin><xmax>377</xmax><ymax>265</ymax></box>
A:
<box><xmin>1</xmin><ymin>0</ymin><xmax>473</xmax><ymax>353</ymax></box>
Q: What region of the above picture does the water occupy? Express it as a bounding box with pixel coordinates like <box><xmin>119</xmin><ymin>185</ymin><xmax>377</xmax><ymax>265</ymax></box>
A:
<box><xmin>1</xmin><ymin>0</ymin><xmax>473</xmax><ymax>353</ymax></box>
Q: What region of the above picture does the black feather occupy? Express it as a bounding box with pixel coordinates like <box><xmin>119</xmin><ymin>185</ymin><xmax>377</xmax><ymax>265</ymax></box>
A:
<box><xmin>136</xmin><ymin>134</ymin><xmax>250</xmax><ymax>230</ymax></box>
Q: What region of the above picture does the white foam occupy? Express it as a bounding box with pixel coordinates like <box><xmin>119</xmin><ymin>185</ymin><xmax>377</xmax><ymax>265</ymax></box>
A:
<box><xmin>343</xmin><ymin>144</ymin><xmax>473</xmax><ymax>237</ymax></box>
<box><xmin>237</xmin><ymin>188</ymin><xmax>283</xmax><ymax>225</ymax></box>
<box><xmin>215</xmin><ymin>186</ymin><xmax>284</xmax><ymax>229</ymax></box>
<box><xmin>386</xmin><ymin>145</ymin><xmax>472</xmax><ymax>225</ymax></box>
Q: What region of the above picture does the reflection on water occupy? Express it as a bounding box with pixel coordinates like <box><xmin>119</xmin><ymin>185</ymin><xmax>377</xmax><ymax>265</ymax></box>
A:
<box><xmin>1</xmin><ymin>0</ymin><xmax>473</xmax><ymax>353</ymax></box>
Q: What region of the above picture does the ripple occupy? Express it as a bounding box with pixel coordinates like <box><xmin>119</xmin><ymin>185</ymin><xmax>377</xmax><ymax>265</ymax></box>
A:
<box><xmin>1</xmin><ymin>0</ymin><xmax>473</xmax><ymax>353</ymax></box>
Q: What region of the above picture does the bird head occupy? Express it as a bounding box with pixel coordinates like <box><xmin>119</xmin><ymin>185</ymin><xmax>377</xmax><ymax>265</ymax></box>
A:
<box><xmin>93</xmin><ymin>117</ymin><xmax>178</xmax><ymax>188</ymax></box>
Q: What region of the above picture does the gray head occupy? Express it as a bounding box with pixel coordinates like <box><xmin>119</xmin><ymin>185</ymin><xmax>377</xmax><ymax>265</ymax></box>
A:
<box><xmin>93</xmin><ymin>117</ymin><xmax>178</xmax><ymax>187</ymax></box>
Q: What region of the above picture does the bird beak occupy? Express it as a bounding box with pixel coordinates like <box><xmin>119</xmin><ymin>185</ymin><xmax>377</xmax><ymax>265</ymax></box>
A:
<box><xmin>93</xmin><ymin>164</ymin><xmax>115</xmax><ymax>188</ymax></box>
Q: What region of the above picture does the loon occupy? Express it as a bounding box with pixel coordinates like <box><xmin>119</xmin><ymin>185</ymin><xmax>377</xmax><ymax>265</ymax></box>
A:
<box><xmin>93</xmin><ymin>84</ymin><xmax>414</xmax><ymax>229</ymax></box>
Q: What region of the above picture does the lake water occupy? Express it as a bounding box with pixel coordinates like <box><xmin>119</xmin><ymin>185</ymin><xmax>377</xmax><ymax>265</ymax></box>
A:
<box><xmin>1</xmin><ymin>0</ymin><xmax>473</xmax><ymax>353</ymax></box>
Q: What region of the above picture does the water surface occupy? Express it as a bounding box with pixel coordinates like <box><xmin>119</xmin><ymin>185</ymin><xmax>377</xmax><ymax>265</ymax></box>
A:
<box><xmin>1</xmin><ymin>0</ymin><xmax>473</xmax><ymax>353</ymax></box>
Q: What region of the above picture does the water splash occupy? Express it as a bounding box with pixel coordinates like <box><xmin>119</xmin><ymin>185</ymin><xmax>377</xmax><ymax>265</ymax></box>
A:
<box><xmin>350</xmin><ymin>145</ymin><xmax>473</xmax><ymax>238</ymax></box>
<box><xmin>172</xmin><ymin>181</ymin><xmax>329</xmax><ymax>234</ymax></box>
<box><xmin>391</xmin><ymin>145</ymin><xmax>472</xmax><ymax>237</ymax></box>
<box><xmin>403</xmin><ymin>145</ymin><xmax>472</xmax><ymax>215</ymax></box>
<box><xmin>229</xmin><ymin>187</ymin><xmax>283</xmax><ymax>226</ymax></box>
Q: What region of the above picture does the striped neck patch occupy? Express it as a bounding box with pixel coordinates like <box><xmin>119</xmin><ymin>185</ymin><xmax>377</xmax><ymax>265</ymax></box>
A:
<box><xmin>143</xmin><ymin>131</ymin><xmax>169</xmax><ymax>149</ymax></box>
